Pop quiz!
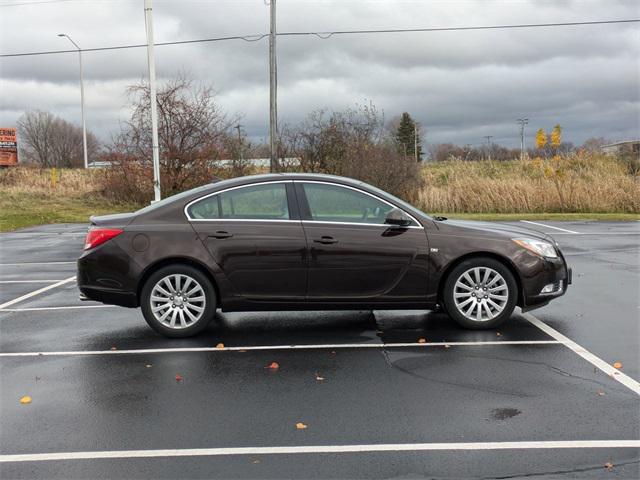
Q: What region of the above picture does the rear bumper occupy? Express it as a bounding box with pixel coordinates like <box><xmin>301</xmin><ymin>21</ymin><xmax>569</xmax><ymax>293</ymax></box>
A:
<box><xmin>77</xmin><ymin>241</ymin><xmax>141</xmax><ymax>308</ymax></box>
<box><xmin>78</xmin><ymin>286</ymin><xmax>138</xmax><ymax>308</ymax></box>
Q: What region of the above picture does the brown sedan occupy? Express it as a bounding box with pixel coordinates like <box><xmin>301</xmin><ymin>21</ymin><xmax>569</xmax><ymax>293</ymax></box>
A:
<box><xmin>77</xmin><ymin>173</ymin><xmax>571</xmax><ymax>337</ymax></box>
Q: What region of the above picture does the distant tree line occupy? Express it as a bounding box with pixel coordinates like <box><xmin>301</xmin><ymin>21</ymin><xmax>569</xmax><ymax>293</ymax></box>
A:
<box><xmin>17</xmin><ymin>111</ymin><xmax>100</xmax><ymax>168</ymax></box>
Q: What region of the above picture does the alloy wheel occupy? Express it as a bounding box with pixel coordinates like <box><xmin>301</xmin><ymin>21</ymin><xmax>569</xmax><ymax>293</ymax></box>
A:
<box><xmin>150</xmin><ymin>274</ymin><xmax>206</xmax><ymax>329</ymax></box>
<box><xmin>453</xmin><ymin>266</ymin><xmax>509</xmax><ymax>322</ymax></box>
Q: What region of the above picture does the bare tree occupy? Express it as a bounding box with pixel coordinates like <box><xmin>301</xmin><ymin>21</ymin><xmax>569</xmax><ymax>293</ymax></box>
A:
<box><xmin>17</xmin><ymin>111</ymin><xmax>54</xmax><ymax>166</ymax></box>
<box><xmin>109</xmin><ymin>74</ymin><xmax>234</xmax><ymax>195</ymax></box>
<box><xmin>17</xmin><ymin>110</ymin><xmax>99</xmax><ymax>167</ymax></box>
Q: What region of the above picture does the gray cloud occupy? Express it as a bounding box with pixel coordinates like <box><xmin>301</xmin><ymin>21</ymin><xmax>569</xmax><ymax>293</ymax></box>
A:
<box><xmin>0</xmin><ymin>0</ymin><xmax>638</xmax><ymax>149</ymax></box>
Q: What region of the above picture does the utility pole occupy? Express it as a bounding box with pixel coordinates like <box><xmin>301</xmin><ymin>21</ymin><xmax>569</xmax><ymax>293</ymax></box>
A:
<box><xmin>414</xmin><ymin>123</ymin><xmax>418</xmax><ymax>162</ymax></box>
<box><xmin>268</xmin><ymin>0</ymin><xmax>278</xmax><ymax>172</ymax></box>
<box><xmin>483</xmin><ymin>135</ymin><xmax>494</xmax><ymax>160</ymax></box>
<box><xmin>57</xmin><ymin>34</ymin><xmax>88</xmax><ymax>169</ymax></box>
<box><xmin>144</xmin><ymin>0</ymin><xmax>161</xmax><ymax>202</ymax></box>
<box><xmin>517</xmin><ymin>118</ymin><xmax>529</xmax><ymax>160</ymax></box>
<box><xmin>235</xmin><ymin>124</ymin><xmax>244</xmax><ymax>161</ymax></box>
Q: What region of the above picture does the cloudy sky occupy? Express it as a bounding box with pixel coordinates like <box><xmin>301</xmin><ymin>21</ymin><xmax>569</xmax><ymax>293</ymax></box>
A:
<box><xmin>0</xmin><ymin>0</ymin><xmax>638</xmax><ymax>149</ymax></box>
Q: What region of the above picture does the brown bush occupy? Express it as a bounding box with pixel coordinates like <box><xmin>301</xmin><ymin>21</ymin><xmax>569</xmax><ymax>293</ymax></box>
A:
<box><xmin>280</xmin><ymin>103</ymin><xmax>421</xmax><ymax>202</ymax></box>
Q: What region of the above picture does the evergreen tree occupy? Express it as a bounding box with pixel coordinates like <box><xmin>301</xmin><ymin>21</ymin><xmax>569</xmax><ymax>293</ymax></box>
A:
<box><xmin>395</xmin><ymin>112</ymin><xmax>422</xmax><ymax>161</ymax></box>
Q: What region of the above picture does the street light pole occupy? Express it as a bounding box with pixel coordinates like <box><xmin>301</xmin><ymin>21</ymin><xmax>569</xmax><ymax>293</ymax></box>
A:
<box><xmin>58</xmin><ymin>33</ymin><xmax>88</xmax><ymax>169</ymax></box>
<box><xmin>268</xmin><ymin>0</ymin><xmax>278</xmax><ymax>172</ymax></box>
<box><xmin>144</xmin><ymin>0</ymin><xmax>161</xmax><ymax>202</ymax></box>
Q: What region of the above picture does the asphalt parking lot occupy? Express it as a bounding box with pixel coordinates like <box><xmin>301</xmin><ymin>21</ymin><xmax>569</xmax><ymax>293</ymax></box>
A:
<box><xmin>1</xmin><ymin>220</ymin><xmax>638</xmax><ymax>479</ymax></box>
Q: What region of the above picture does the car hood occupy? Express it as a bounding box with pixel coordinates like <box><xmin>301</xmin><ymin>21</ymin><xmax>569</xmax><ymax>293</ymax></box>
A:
<box><xmin>435</xmin><ymin>219</ymin><xmax>554</xmax><ymax>242</ymax></box>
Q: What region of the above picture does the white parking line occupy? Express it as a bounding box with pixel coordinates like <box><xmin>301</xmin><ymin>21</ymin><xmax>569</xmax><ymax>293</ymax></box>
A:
<box><xmin>520</xmin><ymin>220</ymin><xmax>580</xmax><ymax>234</ymax></box>
<box><xmin>0</xmin><ymin>232</ymin><xmax>85</xmax><ymax>236</ymax></box>
<box><xmin>550</xmin><ymin>232</ymin><xmax>639</xmax><ymax>235</ymax></box>
<box><xmin>0</xmin><ymin>277</ymin><xmax>76</xmax><ymax>310</ymax></box>
<box><xmin>524</xmin><ymin>313</ymin><xmax>640</xmax><ymax>395</ymax></box>
<box><xmin>0</xmin><ymin>280</ymin><xmax>65</xmax><ymax>284</ymax></box>
<box><xmin>1</xmin><ymin>439</ymin><xmax>638</xmax><ymax>463</ymax></box>
<box><xmin>0</xmin><ymin>305</ymin><xmax>116</xmax><ymax>312</ymax></box>
<box><xmin>0</xmin><ymin>340</ymin><xmax>561</xmax><ymax>357</ymax></box>
<box><xmin>0</xmin><ymin>261</ymin><xmax>76</xmax><ymax>266</ymax></box>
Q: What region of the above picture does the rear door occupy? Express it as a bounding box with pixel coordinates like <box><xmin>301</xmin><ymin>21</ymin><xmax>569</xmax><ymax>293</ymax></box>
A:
<box><xmin>186</xmin><ymin>181</ymin><xmax>307</xmax><ymax>300</ymax></box>
<box><xmin>295</xmin><ymin>181</ymin><xmax>429</xmax><ymax>302</ymax></box>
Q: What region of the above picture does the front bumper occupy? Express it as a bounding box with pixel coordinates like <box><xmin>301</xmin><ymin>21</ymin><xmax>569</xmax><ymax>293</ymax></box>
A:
<box><xmin>520</xmin><ymin>257</ymin><xmax>571</xmax><ymax>312</ymax></box>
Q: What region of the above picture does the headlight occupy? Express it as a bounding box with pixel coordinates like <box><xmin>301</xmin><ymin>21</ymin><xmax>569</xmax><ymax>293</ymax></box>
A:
<box><xmin>512</xmin><ymin>238</ymin><xmax>558</xmax><ymax>258</ymax></box>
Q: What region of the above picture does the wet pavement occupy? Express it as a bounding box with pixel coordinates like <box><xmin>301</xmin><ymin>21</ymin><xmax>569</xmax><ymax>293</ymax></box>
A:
<box><xmin>0</xmin><ymin>221</ymin><xmax>638</xmax><ymax>479</ymax></box>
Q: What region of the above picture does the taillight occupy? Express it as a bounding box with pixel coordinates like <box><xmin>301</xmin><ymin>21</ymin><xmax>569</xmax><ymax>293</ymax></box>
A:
<box><xmin>84</xmin><ymin>228</ymin><xmax>123</xmax><ymax>250</ymax></box>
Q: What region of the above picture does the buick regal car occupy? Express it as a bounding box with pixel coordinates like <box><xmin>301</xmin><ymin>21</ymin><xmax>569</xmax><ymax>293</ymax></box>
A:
<box><xmin>77</xmin><ymin>173</ymin><xmax>571</xmax><ymax>337</ymax></box>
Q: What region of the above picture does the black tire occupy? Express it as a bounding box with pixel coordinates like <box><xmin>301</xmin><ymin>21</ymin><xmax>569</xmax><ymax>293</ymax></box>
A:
<box><xmin>442</xmin><ymin>257</ymin><xmax>518</xmax><ymax>330</ymax></box>
<box><xmin>140</xmin><ymin>264</ymin><xmax>216</xmax><ymax>338</ymax></box>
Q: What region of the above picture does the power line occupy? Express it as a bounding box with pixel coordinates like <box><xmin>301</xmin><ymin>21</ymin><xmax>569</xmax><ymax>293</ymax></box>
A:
<box><xmin>0</xmin><ymin>0</ymin><xmax>78</xmax><ymax>6</ymax></box>
<box><xmin>1</xmin><ymin>18</ymin><xmax>638</xmax><ymax>58</ymax></box>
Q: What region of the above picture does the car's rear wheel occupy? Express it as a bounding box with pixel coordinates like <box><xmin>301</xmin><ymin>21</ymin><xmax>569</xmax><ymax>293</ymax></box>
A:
<box><xmin>442</xmin><ymin>257</ymin><xmax>517</xmax><ymax>330</ymax></box>
<box><xmin>140</xmin><ymin>264</ymin><xmax>216</xmax><ymax>338</ymax></box>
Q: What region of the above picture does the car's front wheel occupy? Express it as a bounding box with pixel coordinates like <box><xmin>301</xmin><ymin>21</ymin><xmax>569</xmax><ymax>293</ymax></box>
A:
<box><xmin>140</xmin><ymin>264</ymin><xmax>216</xmax><ymax>337</ymax></box>
<box><xmin>442</xmin><ymin>257</ymin><xmax>517</xmax><ymax>329</ymax></box>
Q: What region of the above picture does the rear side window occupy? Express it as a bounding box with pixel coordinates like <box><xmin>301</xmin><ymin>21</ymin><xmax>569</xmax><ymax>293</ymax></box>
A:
<box><xmin>187</xmin><ymin>183</ymin><xmax>290</xmax><ymax>220</ymax></box>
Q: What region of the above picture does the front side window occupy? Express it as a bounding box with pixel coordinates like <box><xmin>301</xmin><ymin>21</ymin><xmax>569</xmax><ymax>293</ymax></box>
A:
<box><xmin>188</xmin><ymin>183</ymin><xmax>289</xmax><ymax>220</ymax></box>
<box><xmin>302</xmin><ymin>182</ymin><xmax>400</xmax><ymax>225</ymax></box>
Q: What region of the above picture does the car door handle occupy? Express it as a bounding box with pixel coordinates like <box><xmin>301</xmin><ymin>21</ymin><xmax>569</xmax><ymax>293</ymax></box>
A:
<box><xmin>313</xmin><ymin>236</ymin><xmax>338</xmax><ymax>245</ymax></box>
<box><xmin>209</xmin><ymin>231</ymin><xmax>233</xmax><ymax>239</ymax></box>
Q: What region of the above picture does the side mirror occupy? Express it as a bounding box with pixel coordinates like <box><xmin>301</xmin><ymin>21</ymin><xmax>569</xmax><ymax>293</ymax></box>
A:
<box><xmin>385</xmin><ymin>208</ymin><xmax>412</xmax><ymax>227</ymax></box>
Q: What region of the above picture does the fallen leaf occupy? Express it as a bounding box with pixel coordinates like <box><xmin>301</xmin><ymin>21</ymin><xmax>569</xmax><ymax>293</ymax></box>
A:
<box><xmin>175</xmin><ymin>374</ymin><xmax>183</xmax><ymax>382</ymax></box>
<box><xmin>418</xmin><ymin>338</ymin><xmax>427</xmax><ymax>343</ymax></box>
<box><xmin>296</xmin><ymin>422</ymin><xmax>307</xmax><ymax>430</ymax></box>
<box><xmin>315</xmin><ymin>372</ymin><xmax>325</xmax><ymax>381</ymax></box>
<box><xmin>613</xmin><ymin>362</ymin><xmax>622</xmax><ymax>369</ymax></box>
<box><xmin>216</xmin><ymin>343</ymin><xmax>225</xmax><ymax>349</ymax></box>
<box><xmin>266</xmin><ymin>362</ymin><xmax>279</xmax><ymax>370</ymax></box>
<box><xmin>604</xmin><ymin>462</ymin><xmax>614</xmax><ymax>470</ymax></box>
<box><xmin>597</xmin><ymin>390</ymin><xmax>605</xmax><ymax>396</ymax></box>
<box><xmin>20</xmin><ymin>395</ymin><xmax>32</xmax><ymax>405</ymax></box>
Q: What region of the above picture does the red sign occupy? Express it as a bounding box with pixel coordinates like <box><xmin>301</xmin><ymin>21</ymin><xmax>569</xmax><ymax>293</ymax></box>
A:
<box><xmin>0</xmin><ymin>128</ymin><xmax>18</xmax><ymax>166</ymax></box>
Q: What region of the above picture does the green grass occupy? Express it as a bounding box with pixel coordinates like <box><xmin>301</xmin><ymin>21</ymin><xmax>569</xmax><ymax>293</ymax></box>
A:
<box><xmin>0</xmin><ymin>192</ymin><xmax>140</xmax><ymax>232</ymax></box>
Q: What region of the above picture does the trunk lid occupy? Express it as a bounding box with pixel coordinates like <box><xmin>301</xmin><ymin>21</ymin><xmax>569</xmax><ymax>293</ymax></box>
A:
<box><xmin>89</xmin><ymin>212</ymin><xmax>137</xmax><ymax>228</ymax></box>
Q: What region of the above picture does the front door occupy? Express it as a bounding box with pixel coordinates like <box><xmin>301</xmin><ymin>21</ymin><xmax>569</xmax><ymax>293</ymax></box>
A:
<box><xmin>296</xmin><ymin>181</ymin><xmax>429</xmax><ymax>302</ymax></box>
<box><xmin>187</xmin><ymin>181</ymin><xmax>307</xmax><ymax>300</ymax></box>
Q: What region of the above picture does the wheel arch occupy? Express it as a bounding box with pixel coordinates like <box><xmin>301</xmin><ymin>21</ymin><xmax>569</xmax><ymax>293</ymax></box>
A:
<box><xmin>437</xmin><ymin>252</ymin><xmax>523</xmax><ymax>307</ymax></box>
<box><xmin>136</xmin><ymin>256</ymin><xmax>221</xmax><ymax>307</ymax></box>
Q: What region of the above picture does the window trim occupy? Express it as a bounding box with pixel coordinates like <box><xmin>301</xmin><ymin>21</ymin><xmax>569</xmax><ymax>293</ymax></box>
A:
<box><xmin>184</xmin><ymin>180</ymin><xmax>298</xmax><ymax>222</ymax></box>
<box><xmin>295</xmin><ymin>180</ymin><xmax>424</xmax><ymax>229</ymax></box>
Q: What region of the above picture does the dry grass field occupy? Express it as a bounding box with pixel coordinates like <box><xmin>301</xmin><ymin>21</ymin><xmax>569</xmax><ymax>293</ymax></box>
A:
<box><xmin>0</xmin><ymin>168</ymin><xmax>139</xmax><ymax>231</ymax></box>
<box><xmin>1</xmin><ymin>152</ymin><xmax>638</xmax><ymax>231</ymax></box>
<box><xmin>418</xmin><ymin>153</ymin><xmax>639</xmax><ymax>215</ymax></box>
